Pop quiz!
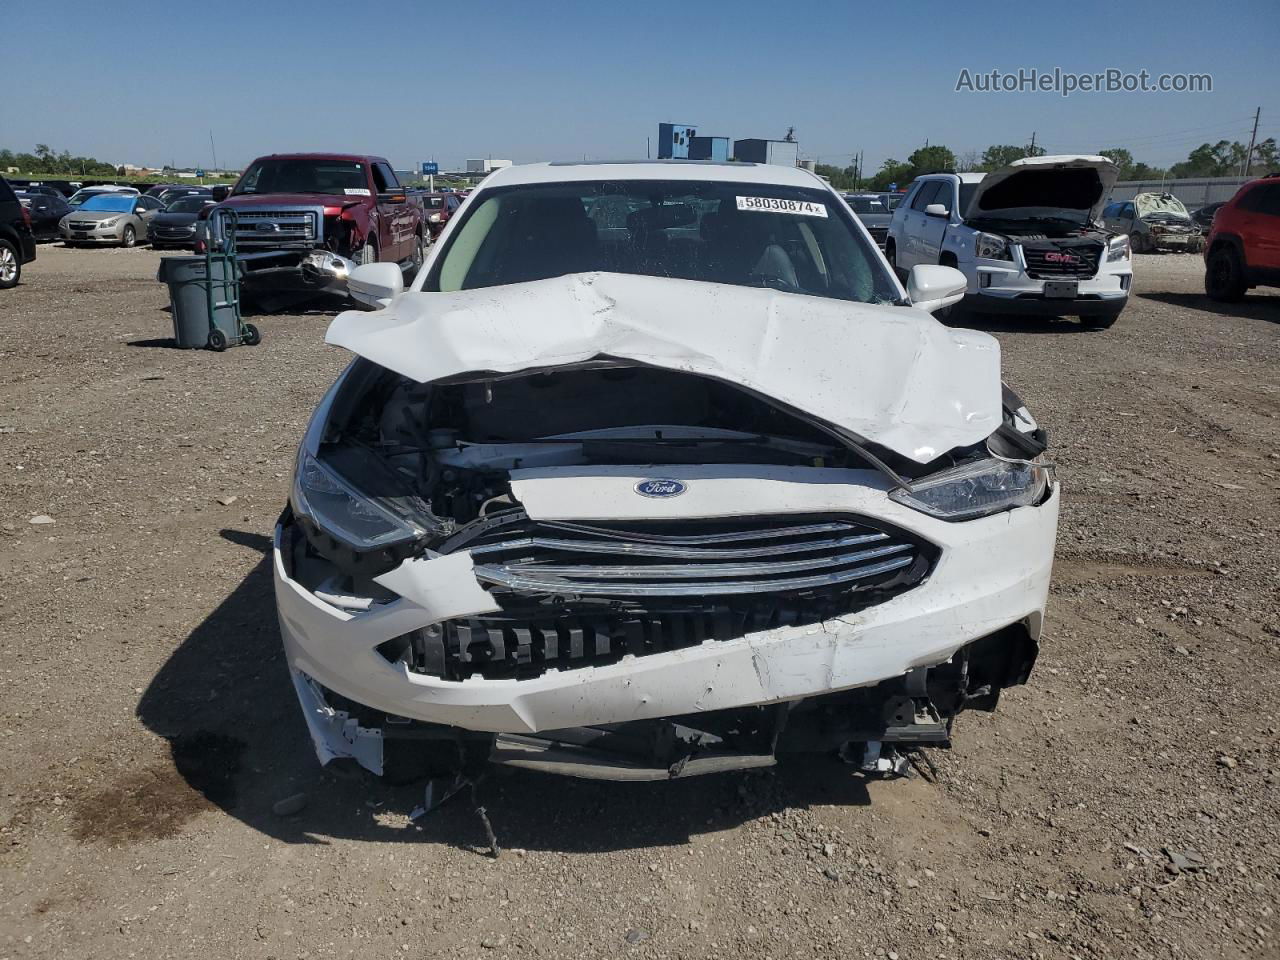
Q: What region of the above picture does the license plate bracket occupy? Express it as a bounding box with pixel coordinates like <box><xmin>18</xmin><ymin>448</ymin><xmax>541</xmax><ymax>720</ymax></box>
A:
<box><xmin>1044</xmin><ymin>280</ymin><xmax>1078</xmax><ymax>299</ymax></box>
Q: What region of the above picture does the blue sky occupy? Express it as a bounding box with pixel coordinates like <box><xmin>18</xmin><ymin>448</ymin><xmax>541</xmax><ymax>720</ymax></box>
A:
<box><xmin>3</xmin><ymin>0</ymin><xmax>1276</xmax><ymax>175</ymax></box>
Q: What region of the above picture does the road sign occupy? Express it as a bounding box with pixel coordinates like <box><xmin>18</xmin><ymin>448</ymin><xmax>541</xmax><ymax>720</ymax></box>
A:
<box><xmin>195</xmin><ymin>169</ymin><xmax>205</xmax><ymax>177</ymax></box>
<box><xmin>889</xmin><ymin>182</ymin><xmax>897</xmax><ymax>192</ymax></box>
<box><xmin>421</xmin><ymin>162</ymin><xmax>439</xmax><ymax>176</ymax></box>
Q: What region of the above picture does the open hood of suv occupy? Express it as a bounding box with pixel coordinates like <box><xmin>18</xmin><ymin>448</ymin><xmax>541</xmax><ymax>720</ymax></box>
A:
<box><xmin>326</xmin><ymin>272</ymin><xmax>1003</xmax><ymax>464</ymax></box>
<box><xmin>965</xmin><ymin>155</ymin><xmax>1119</xmax><ymax>223</ymax></box>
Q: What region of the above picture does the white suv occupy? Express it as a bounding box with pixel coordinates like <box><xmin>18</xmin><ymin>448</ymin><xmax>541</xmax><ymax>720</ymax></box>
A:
<box><xmin>885</xmin><ymin>156</ymin><xmax>1132</xmax><ymax>329</ymax></box>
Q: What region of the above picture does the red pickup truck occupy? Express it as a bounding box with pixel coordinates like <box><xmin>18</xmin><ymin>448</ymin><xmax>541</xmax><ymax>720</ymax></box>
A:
<box><xmin>209</xmin><ymin>153</ymin><xmax>426</xmax><ymax>305</ymax></box>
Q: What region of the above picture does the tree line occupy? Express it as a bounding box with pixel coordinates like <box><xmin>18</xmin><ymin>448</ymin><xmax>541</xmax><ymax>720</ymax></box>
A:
<box><xmin>817</xmin><ymin>136</ymin><xmax>1277</xmax><ymax>193</ymax></box>
<box><xmin>1</xmin><ymin>144</ymin><xmax>123</xmax><ymax>177</ymax></box>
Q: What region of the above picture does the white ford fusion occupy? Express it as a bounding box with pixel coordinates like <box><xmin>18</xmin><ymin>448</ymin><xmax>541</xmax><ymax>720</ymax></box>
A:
<box><xmin>274</xmin><ymin>160</ymin><xmax>1059</xmax><ymax>783</ymax></box>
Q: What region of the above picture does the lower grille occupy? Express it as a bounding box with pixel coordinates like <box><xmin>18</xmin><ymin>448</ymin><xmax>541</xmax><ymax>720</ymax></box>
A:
<box><xmin>1022</xmin><ymin>243</ymin><xmax>1102</xmax><ymax>279</ymax></box>
<box><xmin>390</xmin><ymin>511</ymin><xmax>934</xmax><ymax>680</ymax></box>
<box><xmin>866</xmin><ymin>226</ymin><xmax>888</xmax><ymax>246</ymax></box>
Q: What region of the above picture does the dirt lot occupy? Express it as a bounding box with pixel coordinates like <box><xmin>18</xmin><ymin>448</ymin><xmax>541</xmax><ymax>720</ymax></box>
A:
<box><xmin>0</xmin><ymin>244</ymin><xmax>1277</xmax><ymax>960</ymax></box>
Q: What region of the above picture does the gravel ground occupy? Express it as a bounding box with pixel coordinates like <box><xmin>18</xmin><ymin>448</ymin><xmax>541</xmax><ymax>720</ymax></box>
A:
<box><xmin>0</xmin><ymin>244</ymin><xmax>1277</xmax><ymax>960</ymax></box>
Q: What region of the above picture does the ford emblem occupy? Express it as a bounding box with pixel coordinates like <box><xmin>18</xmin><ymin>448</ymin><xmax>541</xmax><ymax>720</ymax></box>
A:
<box><xmin>256</xmin><ymin>221</ymin><xmax>280</xmax><ymax>233</ymax></box>
<box><xmin>634</xmin><ymin>478</ymin><xmax>687</xmax><ymax>498</ymax></box>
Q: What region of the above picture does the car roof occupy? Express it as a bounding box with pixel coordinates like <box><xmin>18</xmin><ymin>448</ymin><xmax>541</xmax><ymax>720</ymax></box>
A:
<box><xmin>479</xmin><ymin>159</ymin><xmax>827</xmax><ymax>190</ymax></box>
<box><xmin>252</xmin><ymin>153</ymin><xmax>382</xmax><ymax>164</ymax></box>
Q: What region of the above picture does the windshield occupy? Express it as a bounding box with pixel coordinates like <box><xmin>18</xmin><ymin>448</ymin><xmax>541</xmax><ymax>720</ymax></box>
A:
<box><xmin>79</xmin><ymin>195</ymin><xmax>135</xmax><ymax>213</ymax></box>
<box><xmin>845</xmin><ymin>195</ymin><xmax>888</xmax><ymax>214</ymax></box>
<box><xmin>424</xmin><ymin>196</ymin><xmax>445</xmax><ymax>208</ymax></box>
<box><xmin>426</xmin><ymin>179</ymin><xmax>899</xmax><ymax>305</ymax></box>
<box><xmin>885</xmin><ymin>194</ymin><xmax>906</xmax><ymax>210</ymax></box>
<box><xmin>234</xmin><ymin>159</ymin><xmax>368</xmax><ymax>196</ymax></box>
<box><xmin>1135</xmin><ymin>194</ymin><xmax>1189</xmax><ymax>218</ymax></box>
<box><xmin>166</xmin><ymin>196</ymin><xmax>210</xmax><ymax>213</ymax></box>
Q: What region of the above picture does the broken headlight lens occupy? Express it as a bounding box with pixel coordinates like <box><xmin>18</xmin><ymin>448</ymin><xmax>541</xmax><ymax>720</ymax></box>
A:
<box><xmin>974</xmin><ymin>232</ymin><xmax>1012</xmax><ymax>261</ymax></box>
<box><xmin>290</xmin><ymin>450</ymin><xmax>424</xmax><ymax>551</ymax></box>
<box><xmin>890</xmin><ymin>458</ymin><xmax>1048</xmax><ymax>521</ymax></box>
<box><xmin>1106</xmin><ymin>235</ymin><xmax>1131</xmax><ymax>261</ymax></box>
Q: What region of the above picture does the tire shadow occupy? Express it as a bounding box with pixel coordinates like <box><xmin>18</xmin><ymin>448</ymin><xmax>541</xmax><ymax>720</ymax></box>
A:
<box><xmin>136</xmin><ymin>529</ymin><xmax>875</xmax><ymax>853</ymax></box>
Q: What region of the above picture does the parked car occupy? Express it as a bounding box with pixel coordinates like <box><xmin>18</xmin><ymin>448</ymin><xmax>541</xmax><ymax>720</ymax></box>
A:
<box><xmin>67</xmin><ymin>185</ymin><xmax>140</xmax><ymax>208</ymax></box>
<box><xmin>59</xmin><ymin>193</ymin><xmax>163</xmax><ymax>246</ymax></box>
<box><xmin>152</xmin><ymin>186</ymin><xmax>212</xmax><ymax>207</ymax></box>
<box><xmin>147</xmin><ymin>194</ymin><xmax>215</xmax><ymax>249</ymax></box>
<box><xmin>1101</xmin><ymin>193</ymin><xmax>1201</xmax><ymax>253</ymax></box>
<box><xmin>208</xmin><ymin>153</ymin><xmax>427</xmax><ymax>305</ymax></box>
<box><xmin>1204</xmin><ymin>172</ymin><xmax>1280</xmax><ymax>301</ymax></box>
<box><xmin>1</xmin><ymin>176</ymin><xmax>39</xmax><ymax>288</ymax></box>
<box><xmin>421</xmin><ymin>191</ymin><xmax>462</xmax><ymax>239</ymax></box>
<box><xmin>12</xmin><ymin>179</ymin><xmax>77</xmax><ymax>198</ymax></box>
<box><xmin>886</xmin><ymin>155</ymin><xmax>1131</xmax><ymax>328</ymax></box>
<box><xmin>1190</xmin><ymin>201</ymin><xmax>1227</xmax><ymax>231</ymax></box>
<box><xmin>15</xmin><ymin>190</ymin><xmax>72</xmax><ymax>241</ymax></box>
<box><xmin>843</xmin><ymin>192</ymin><xmax>892</xmax><ymax>247</ymax></box>
<box><xmin>274</xmin><ymin>159</ymin><xmax>1057</xmax><ymax>786</ymax></box>
<box><xmin>16</xmin><ymin>185</ymin><xmax>63</xmax><ymax>200</ymax></box>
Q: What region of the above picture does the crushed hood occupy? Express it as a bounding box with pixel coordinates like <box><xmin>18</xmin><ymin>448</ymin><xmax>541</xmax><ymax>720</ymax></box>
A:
<box><xmin>326</xmin><ymin>273</ymin><xmax>1002</xmax><ymax>464</ymax></box>
<box><xmin>966</xmin><ymin>155</ymin><xmax>1119</xmax><ymax>222</ymax></box>
<box><xmin>1134</xmin><ymin>193</ymin><xmax>1190</xmax><ymax>220</ymax></box>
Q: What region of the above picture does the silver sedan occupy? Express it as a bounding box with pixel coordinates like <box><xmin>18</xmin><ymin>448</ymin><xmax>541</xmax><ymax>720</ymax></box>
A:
<box><xmin>59</xmin><ymin>194</ymin><xmax>163</xmax><ymax>247</ymax></box>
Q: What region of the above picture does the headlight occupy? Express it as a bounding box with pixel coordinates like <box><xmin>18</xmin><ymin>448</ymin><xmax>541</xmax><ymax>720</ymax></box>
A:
<box><xmin>974</xmin><ymin>232</ymin><xmax>1011</xmax><ymax>261</ymax></box>
<box><xmin>889</xmin><ymin>458</ymin><xmax>1048</xmax><ymax>521</ymax></box>
<box><xmin>100</xmin><ymin>218</ymin><xmax>119</xmax><ymax>228</ymax></box>
<box><xmin>289</xmin><ymin>450</ymin><xmax>424</xmax><ymax>551</ymax></box>
<box><xmin>1106</xmin><ymin>235</ymin><xmax>1130</xmax><ymax>261</ymax></box>
<box><xmin>428</xmin><ymin>213</ymin><xmax>441</xmax><ymax>222</ymax></box>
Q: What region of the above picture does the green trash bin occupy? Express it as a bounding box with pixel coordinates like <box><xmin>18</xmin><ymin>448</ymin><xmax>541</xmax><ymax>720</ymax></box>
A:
<box><xmin>157</xmin><ymin>256</ymin><xmax>249</xmax><ymax>350</ymax></box>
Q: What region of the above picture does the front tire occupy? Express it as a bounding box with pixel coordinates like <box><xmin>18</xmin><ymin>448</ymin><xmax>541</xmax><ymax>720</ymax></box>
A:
<box><xmin>357</xmin><ymin>238</ymin><xmax>378</xmax><ymax>266</ymax></box>
<box><xmin>885</xmin><ymin>239</ymin><xmax>906</xmax><ymax>282</ymax></box>
<box><xmin>120</xmin><ymin>225</ymin><xmax>136</xmax><ymax>248</ymax></box>
<box><xmin>405</xmin><ymin>232</ymin><xmax>425</xmax><ymax>278</ymax></box>
<box><xmin>1205</xmin><ymin>246</ymin><xmax>1247</xmax><ymax>302</ymax></box>
<box><xmin>0</xmin><ymin>239</ymin><xmax>20</xmax><ymax>289</ymax></box>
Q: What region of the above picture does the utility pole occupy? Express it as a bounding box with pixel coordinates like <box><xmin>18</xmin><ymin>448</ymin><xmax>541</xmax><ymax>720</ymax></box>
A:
<box><xmin>209</xmin><ymin>130</ymin><xmax>219</xmax><ymax>175</ymax></box>
<box><xmin>1242</xmin><ymin>107</ymin><xmax>1261</xmax><ymax>177</ymax></box>
<box><xmin>1028</xmin><ymin>131</ymin><xmax>1037</xmax><ymax>156</ymax></box>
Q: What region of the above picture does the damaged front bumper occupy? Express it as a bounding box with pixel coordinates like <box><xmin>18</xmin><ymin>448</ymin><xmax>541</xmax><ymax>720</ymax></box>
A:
<box><xmin>274</xmin><ymin>476</ymin><xmax>1059</xmax><ymax>779</ymax></box>
<box><xmin>236</xmin><ymin>248</ymin><xmax>356</xmax><ymax>296</ymax></box>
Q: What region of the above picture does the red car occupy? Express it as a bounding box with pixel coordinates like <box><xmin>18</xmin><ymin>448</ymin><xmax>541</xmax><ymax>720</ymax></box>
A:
<box><xmin>421</xmin><ymin>191</ymin><xmax>462</xmax><ymax>239</ymax></box>
<box><xmin>1204</xmin><ymin>173</ymin><xmax>1280</xmax><ymax>301</ymax></box>
<box><xmin>208</xmin><ymin>153</ymin><xmax>427</xmax><ymax>303</ymax></box>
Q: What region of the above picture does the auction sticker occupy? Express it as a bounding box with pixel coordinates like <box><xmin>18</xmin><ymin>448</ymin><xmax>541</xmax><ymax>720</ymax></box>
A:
<box><xmin>344</xmin><ymin>188</ymin><xmax>372</xmax><ymax>196</ymax></box>
<box><xmin>736</xmin><ymin>196</ymin><xmax>828</xmax><ymax>217</ymax></box>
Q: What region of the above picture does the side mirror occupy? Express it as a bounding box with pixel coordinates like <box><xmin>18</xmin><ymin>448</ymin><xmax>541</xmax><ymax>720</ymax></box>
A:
<box><xmin>924</xmin><ymin>203</ymin><xmax>950</xmax><ymax>219</ymax></box>
<box><xmin>347</xmin><ymin>261</ymin><xmax>404</xmax><ymax>308</ymax></box>
<box><xmin>907</xmin><ymin>264</ymin><xmax>967</xmax><ymax>315</ymax></box>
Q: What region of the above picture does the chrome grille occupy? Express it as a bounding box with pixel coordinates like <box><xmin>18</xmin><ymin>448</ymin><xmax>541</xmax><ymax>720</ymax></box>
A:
<box><xmin>68</xmin><ymin>220</ymin><xmax>99</xmax><ymax>230</ymax></box>
<box><xmin>1022</xmin><ymin>243</ymin><xmax>1102</xmax><ymax>279</ymax></box>
<box><xmin>459</xmin><ymin>514</ymin><xmax>920</xmax><ymax>597</ymax></box>
<box><xmin>394</xmin><ymin>511</ymin><xmax>935</xmax><ymax>679</ymax></box>
<box><xmin>230</xmin><ymin>207</ymin><xmax>321</xmax><ymax>245</ymax></box>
